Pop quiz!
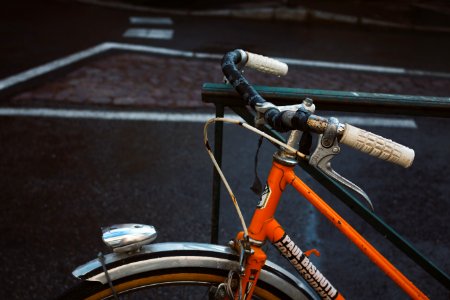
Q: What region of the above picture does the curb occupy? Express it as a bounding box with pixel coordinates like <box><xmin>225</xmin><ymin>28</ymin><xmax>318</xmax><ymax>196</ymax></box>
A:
<box><xmin>78</xmin><ymin>0</ymin><xmax>450</xmax><ymax>34</ymax></box>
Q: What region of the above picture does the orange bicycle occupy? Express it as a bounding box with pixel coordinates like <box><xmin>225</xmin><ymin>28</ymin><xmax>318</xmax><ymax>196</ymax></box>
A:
<box><xmin>60</xmin><ymin>50</ymin><xmax>431</xmax><ymax>299</ymax></box>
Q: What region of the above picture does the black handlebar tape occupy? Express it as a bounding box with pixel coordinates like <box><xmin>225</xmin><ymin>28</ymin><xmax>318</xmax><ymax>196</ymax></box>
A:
<box><xmin>292</xmin><ymin>109</ymin><xmax>312</xmax><ymax>132</ymax></box>
<box><xmin>263</xmin><ymin>109</ymin><xmax>312</xmax><ymax>132</ymax></box>
<box><xmin>263</xmin><ymin>109</ymin><xmax>290</xmax><ymax>132</ymax></box>
<box><xmin>221</xmin><ymin>50</ymin><xmax>266</xmax><ymax>109</ymax></box>
<box><xmin>221</xmin><ymin>50</ymin><xmax>311</xmax><ymax>132</ymax></box>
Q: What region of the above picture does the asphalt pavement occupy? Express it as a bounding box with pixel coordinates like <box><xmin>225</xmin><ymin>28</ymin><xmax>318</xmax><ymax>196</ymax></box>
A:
<box><xmin>0</xmin><ymin>0</ymin><xmax>449</xmax><ymax>299</ymax></box>
<box><xmin>0</xmin><ymin>110</ymin><xmax>448</xmax><ymax>299</ymax></box>
<box><xmin>2</xmin><ymin>0</ymin><xmax>450</xmax><ymax>80</ymax></box>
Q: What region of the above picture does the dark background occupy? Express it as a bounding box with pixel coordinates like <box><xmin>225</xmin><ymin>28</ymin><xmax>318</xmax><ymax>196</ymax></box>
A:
<box><xmin>0</xmin><ymin>0</ymin><xmax>449</xmax><ymax>299</ymax></box>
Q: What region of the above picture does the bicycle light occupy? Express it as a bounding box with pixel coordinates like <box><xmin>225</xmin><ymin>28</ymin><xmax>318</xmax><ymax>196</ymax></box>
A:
<box><xmin>102</xmin><ymin>224</ymin><xmax>157</xmax><ymax>253</ymax></box>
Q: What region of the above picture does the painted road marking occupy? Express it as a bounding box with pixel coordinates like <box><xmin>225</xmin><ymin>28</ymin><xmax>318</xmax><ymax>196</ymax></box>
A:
<box><xmin>0</xmin><ymin>43</ymin><xmax>111</xmax><ymax>91</ymax></box>
<box><xmin>0</xmin><ymin>108</ymin><xmax>241</xmax><ymax>122</ymax></box>
<box><xmin>2</xmin><ymin>42</ymin><xmax>450</xmax><ymax>92</ymax></box>
<box><xmin>129</xmin><ymin>16</ymin><xmax>173</xmax><ymax>25</ymax></box>
<box><xmin>280</xmin><ymin>57</ymin><xmax>406</xmax><ymax>74</ymax></box>
<box><xmin>0</xmin><ymin>108</ymin><xmax>418</xmax><ymax>128</ymax></box>
<box><xmin>123</xmin><ymin>28</ymin><xmax>174</xmax><ymax>40</ymax></box>
<box><xmin>334</xmin><ymin>116</ymin><xmax>417</xmax><ymax>128</ymax></box>
<box><xmin>278</xmin><ymin>57</ymin><xmax>450</xmax><ymax>77</ymax></box>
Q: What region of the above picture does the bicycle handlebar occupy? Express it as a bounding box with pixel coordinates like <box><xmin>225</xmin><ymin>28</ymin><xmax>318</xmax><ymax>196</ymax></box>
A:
<box><xmin>341</xmin><ymin>124</ymin><xmax>414</xmax><ymax>168</ymax></box>
<box><xmin>245</xmin><ymin>51</ymin><xmax>288</xmax><ymax>76</ymax></box>
<box><xmin>221</xmin><ymin>49</ymin><xmax>415</xmax><ymax>168</ymax></box>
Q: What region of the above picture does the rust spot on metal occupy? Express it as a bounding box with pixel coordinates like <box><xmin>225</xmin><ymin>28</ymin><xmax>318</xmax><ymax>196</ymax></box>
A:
<box><xmin>307</xmin><ymin>115</ymin><xmax>329</xmax><ymax>133</ymax></box>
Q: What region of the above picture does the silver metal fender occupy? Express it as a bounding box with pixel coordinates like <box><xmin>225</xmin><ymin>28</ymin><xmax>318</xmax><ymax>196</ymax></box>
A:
<box><xmin>72</xmin><ymin>242</ymin><xmax>318</xmax><ymax>300</ymax></box>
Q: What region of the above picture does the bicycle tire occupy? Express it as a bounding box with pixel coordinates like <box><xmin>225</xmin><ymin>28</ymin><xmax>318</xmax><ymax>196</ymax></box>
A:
<box><xmin>59</xmin><ymin>242</ymin><xmax>317</xmax><ymax>300</ymax></box>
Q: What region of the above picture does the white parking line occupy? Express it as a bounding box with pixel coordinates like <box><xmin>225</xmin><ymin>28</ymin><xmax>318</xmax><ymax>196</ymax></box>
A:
<box><xmin>278</xmin><ymin>57</ymin><xmax>450</xmax><ymax>77</ymax></box>
<box><xmin>280</xmin><ymin>57</ymin><xmax>406</xmax><ymax>74</ymax></box>
<box><xmin>0</xmin><ymin>108</ymin><xmax>418</xmax><ymax>128</ymax></box>
<box><xmin>1</xmin><ymin>42</ymin><xmax>449</xmax><ymax>92</ymax></box>
<box><xmin>129</xmin><ymin>16</ymin><xmax>173</xmax><ymax>25</ymax></box>
<box><xmin>0</xmin><ymin>108</ymin><xmax>238</xmax><ymax>122</ymax></box>
<box><xmin>0</xmin><ymin>43</ymin><xmax>112</xmax><ymax>91</ymax></box>
<box><xmin>336</xmin><ymin>116</ymin><xmax>417</xmax><ymax>128</ymax></box>
<box><xmin>123</xmin><ymin>28</ymin><xmax>174</xmax><ymax>40</ymax></box>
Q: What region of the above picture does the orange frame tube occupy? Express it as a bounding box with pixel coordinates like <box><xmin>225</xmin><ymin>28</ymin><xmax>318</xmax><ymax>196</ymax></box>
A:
<box><xmin>237</xmin><ymin>161</ymin><xmax>428</xmax><ymax>300</ymax></box>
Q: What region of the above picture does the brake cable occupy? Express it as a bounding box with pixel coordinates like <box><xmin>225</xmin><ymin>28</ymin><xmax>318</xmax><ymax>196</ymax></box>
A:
<box><xmin>203</xmin><ymin>117</ymin><xmax>307</xmax><ymax>237</ymax></box>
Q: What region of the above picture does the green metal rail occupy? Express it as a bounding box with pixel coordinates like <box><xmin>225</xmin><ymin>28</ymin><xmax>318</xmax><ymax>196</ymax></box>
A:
<box><xmin>202</xmin><ymin>83</ymin><xmax>450</xmax><ymax>290</ymax></box>
<box><xmin>203</xmin><ymin>83</ymin><xmax>450</xmax><ymax>117</ymax></box>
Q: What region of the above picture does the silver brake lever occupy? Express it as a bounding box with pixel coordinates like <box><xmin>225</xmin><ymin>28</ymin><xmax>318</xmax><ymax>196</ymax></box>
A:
<box><xmin>309</xmin><ymin>118</ymin><xmax>374</xmax><ymax>211</ymax></box>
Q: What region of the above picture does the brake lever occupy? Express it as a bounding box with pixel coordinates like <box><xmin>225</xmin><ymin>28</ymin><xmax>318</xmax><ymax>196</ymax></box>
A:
<box><xmin>309</xmin><ymin>117</ymin><xmax>374</xmax><ymax>211</ymax></box>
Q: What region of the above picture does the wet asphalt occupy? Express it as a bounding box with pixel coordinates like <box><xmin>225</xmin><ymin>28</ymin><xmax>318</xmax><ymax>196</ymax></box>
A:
<box><xmin>0</xmin><ymin>109</ymin><xmax>448</xmax><ymax>299</ymax></box>
<box><xmin>0</xmin><ymin>1</ymin><xmax>449</xmax><ymax>299</ymax></box>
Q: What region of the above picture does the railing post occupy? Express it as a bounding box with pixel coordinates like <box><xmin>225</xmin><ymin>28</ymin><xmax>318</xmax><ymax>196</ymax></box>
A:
<box><xmin>210</xmin><ymin>104</ymin><xmax>224</xmax><ymax>244</ymax></box>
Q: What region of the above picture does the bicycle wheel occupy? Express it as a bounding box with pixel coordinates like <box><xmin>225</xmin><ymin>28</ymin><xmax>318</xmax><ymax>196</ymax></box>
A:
<box><xmin>60</xmin><ymin>242</ymin><xmax>316</xmax><ymax>300</ymax></box>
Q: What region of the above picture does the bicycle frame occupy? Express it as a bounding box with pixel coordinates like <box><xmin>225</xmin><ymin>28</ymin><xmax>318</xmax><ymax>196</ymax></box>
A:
<box><xmin>235</xmin><ymin>157</ymin><xmax>428</xmax><ymax>300</ymax></box>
